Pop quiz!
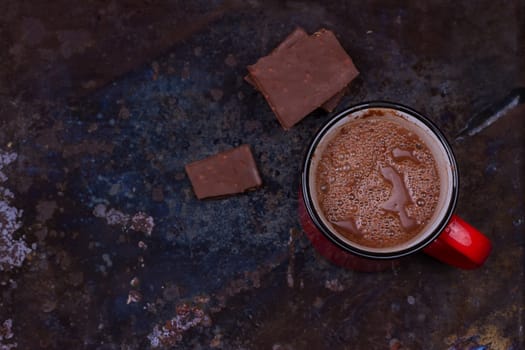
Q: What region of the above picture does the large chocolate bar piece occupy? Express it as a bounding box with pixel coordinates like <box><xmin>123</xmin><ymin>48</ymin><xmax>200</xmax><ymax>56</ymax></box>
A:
<box><xmin>247</xmin><ymin>29</ymin><xmax>359</xmax><ymax>129</ymax></box>
<box><xmin>245</xmin><ymin>28</ymin><xmax>346</xmax><ymax>113</ymax></box>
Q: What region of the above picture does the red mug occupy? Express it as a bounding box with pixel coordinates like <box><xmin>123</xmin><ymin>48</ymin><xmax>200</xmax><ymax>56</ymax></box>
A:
<box><xmin>299</xmin><ymin>102</ymin><xmax>492</xmax><ymax>271</ymax></box>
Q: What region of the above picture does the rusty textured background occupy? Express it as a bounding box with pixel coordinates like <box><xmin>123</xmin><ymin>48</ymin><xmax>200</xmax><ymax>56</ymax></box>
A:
<box><xmin>0</xmin><ymin>0</ymin><xmax>523</xmax><ymax>349</ymax></box>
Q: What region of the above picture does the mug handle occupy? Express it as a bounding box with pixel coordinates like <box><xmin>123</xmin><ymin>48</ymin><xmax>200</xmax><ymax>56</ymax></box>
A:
<box><xmin>423</xmin><ymin>215</ymin><xmax>492</xmax><ymax>269</ymax></box>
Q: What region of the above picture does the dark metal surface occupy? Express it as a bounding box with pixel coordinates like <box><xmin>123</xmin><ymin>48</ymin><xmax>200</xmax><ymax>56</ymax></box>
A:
<box><xmin>0</xmin><ymin>1</ymin><xmax>523</xmax><ymax>349</ymax></box>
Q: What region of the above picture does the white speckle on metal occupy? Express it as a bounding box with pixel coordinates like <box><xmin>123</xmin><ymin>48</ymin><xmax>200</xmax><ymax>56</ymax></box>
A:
<box><xmin>0</xmin><ymin>150</ymin><xmax>31</xmax><ymax>271</ymax></box>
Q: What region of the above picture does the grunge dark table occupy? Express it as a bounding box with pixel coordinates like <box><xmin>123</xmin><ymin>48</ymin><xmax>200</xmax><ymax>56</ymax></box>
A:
<box><xmin>0</xmin><ymin>1</ymin><xmax>523</xmax><ymax>349</ymax></box>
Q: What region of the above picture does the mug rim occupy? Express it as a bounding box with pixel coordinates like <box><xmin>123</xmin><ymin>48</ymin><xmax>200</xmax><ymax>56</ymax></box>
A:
<box><xmin>301</xmin><ymin>101</ymin><xmax>459</xmax><ymax>259</ymax></box>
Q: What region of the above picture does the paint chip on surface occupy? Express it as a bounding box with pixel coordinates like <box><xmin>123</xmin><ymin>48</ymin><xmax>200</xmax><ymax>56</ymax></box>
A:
<box><xmin>147</xmin><ymin>303</ymin><xmax>212</xmax><ymax>348</ymax></box>
<box><xmin>130</xmin><ymin>212</ymin><xmax>155</xmax><ymax>236</ymax></box>
<box><xmin>324</xmin><ymin>278</ymin><xmax>344</xmax><ymax>292</ymax></box>
<box><xmin>93</xmin><ymin>204</ymin><xmax>154</xmax><ymax>235</ymax></box>
<box><xmin>0</xmin><ymin>151</ymin><xmax>31</xmax><ymax>271</ymax></box>
<box><xmin>0</xmin><ymin>319</ymin><xmax>17</xmax><ymax>349</ymax></box>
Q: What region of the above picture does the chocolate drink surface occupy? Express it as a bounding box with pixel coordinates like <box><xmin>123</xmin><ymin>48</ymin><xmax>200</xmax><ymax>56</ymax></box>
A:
<box><xmin>315</xmin><ymin>113</ymin><xmax>440</xmax><ymax>248</ymax></box>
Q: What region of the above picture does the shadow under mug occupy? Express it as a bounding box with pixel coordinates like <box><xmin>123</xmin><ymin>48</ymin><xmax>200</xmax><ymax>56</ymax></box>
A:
<box><xmin>299</xmin><ymin>102</ymin><xmax>492</xmax><ymax>271</ymax></box>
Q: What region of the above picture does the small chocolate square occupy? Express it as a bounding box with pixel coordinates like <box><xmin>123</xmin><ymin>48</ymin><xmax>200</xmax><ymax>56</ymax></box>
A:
<box><xmin>248</xmin><ymin>29</ymin><xmax>359</xmax><ymax>129</ymax></box>
<box><xmin>185</xmin><ymin>145</ymin><xmax>262</xmax><ymax>199</ymax></box>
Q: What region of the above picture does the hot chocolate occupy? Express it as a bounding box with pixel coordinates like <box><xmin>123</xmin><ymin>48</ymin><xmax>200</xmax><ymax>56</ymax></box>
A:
<box><xmin>315</xmin><ymin>112</ymin><xmax>440</xmax><ymax>248</ymax></box>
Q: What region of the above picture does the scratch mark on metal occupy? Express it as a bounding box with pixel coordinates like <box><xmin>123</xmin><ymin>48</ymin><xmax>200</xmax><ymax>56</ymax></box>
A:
<box><xmin>456</xmin><ymin>88</ymin><xmax>525</xmax><ymax>140</ymax></box>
